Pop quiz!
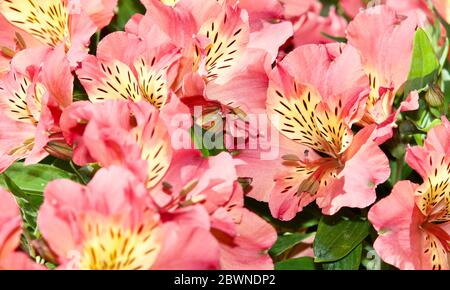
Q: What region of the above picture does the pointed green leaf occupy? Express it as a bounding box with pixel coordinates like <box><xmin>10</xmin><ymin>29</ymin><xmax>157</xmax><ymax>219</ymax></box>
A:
<box><xmin>314</xmin><ymin>215</ymin><xmax>370</xmax><ymax>263</ymax></box>
<box><xmin>0</xmin><ymin>163</ymin><xmax>79</xmax><ymax>194</ymax></box>
<box><xmin>404</xmin><ymin>28</ymin><xmax>440</xmax><ymax>95</ymax></box>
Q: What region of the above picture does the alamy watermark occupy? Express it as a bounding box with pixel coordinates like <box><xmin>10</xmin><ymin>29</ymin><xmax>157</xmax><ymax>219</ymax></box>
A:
<box><xmin>167</xmin><ymin>106</ymin><xmax>282</xmax><ymax>160</ymax></box>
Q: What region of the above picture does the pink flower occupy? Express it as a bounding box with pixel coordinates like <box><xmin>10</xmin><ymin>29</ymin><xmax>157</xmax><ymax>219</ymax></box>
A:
<box><xmin>132</xmin><ymin>0</ymin><xmax>291</xmax><ymax>110</ymax></box>
<box><xmin>266</xmin><ymin>43</ymin><xmax>390</xmax><ymax>220</ymax></box>
<box><xmin>38</xmin><ymin>165</ymin><xmax>220</xmax><ymax>270</ymax></box>
<box><xmin>153</xmin><ymin>150</ymin><xmax>277</xmax><ymax>269</ymax></box>
<box><xmin>369</xmin><ymin>119</ymin><xmax>450</xmax><ymax>269</ymax></box>
<box><xmin>0</xmin><ymin>188</ymin><xmax>43</xmax><ymax>270</ymax></box>
<box><xmin>0</xmin><ymin>0</ymin><xmax>106</xmax><ymax>66</ymax></box>
<box><xmin>60</xmin><ymin>100</ymin><xmax>173</xmax><ymax>188</ymax></box>
<box><xmin>77</xmin><ymin>31</ymin><xmax>182</xmax><ymax>110</ymax></box>
<box><xmin>133</xmin><ymin>2</ymin><xmax>293</xmax><ymax>192</ymax></box>
<box><xmin>347</xmin><ymin>5</ymin><xmax>421</xmax><ymax>143</ymax></box>
<box><xmin>60</xmin><ymin>94</ymin><xmax>277</xmax><ymax>268</ymax></box>
<box><xmin>0</xmin><ymin>45</ymin><xmax>73</xmax><ymax>173</ymax></box>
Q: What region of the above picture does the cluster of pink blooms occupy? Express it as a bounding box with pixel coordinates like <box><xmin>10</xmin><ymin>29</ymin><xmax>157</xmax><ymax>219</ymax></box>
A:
<box><xmin>0</xmin><ymin>0</ymin><xmax>448</xmax><ymax>270</ymax></box>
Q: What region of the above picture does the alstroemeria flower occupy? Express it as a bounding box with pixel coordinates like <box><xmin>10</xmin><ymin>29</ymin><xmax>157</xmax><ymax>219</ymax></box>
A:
<box><xmin>38</xmin><ymin>165</ymin><xmax>220</xmax><ymax>270</ymax></box>
<box><xmin>134</xmin><ymin>1</ymin><xmax>294</xmax><ymax>183</ymax></box>
<box><xmin>0</xmin><ymin>188</ymin><xmax>44</xmax><ymax>270</ymax></box>
<box><xmin>0</xmin><ymin>0</ymin><xmax>112</xmax><ymax>66</ymax></box>
<box><xmin>61</xmin><ymin>97</ymin><xmax>277</xmax><ymax>269</ymax></box>
<box><xmin>153</xmin><ymin>150</ymin><xmax>277</xmax><ymax>269</ymax></box>
<box><xmin>267</xmin><ymin>43</ymin><xmax>390</xmax><ymax>220</ymax></box>
<box><xmin>77</xmin><ymin>32</ymin><xmax>182</xmax><ymax>110</ymax></box>
<box><xmin>132</xmin><ymin>0</ymin><xmax>292</xmax><ymax>115</ymax></box>
<box><xmin>369</xmin><ymin>117</ymin><xmax>450</xmax><ymax>270</ymax></box>
<box><xmin>0</xmin><ymin>45</ymin><xmax>73</xmax><ymax>173</ymax></box>
<box><xmin>60</xmin><ymin>100</ymin><xmax>173</xmax><ymax>188</ymax></box>
<box><xmin>347</xmin><ymin>5</ymin><xmax>421</xmax><ymax>143</ymax></box>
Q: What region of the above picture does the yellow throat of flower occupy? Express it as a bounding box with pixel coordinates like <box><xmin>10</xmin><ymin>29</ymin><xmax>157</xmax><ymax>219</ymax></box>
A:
<box><xmin>80</xmin><ymin>219</ymin><xmax>161</xmax><ymax>270</ymax></box>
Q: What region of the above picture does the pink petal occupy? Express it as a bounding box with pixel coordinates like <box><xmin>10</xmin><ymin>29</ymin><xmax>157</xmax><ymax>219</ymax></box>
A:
<box><xmin>0</xmin><ymin>189</ymin><xmax>21</xmax><ymax>260</ymax></box>
<box><xmin>423</xmin><ymin>116</ymin><xmax>450</xmax><ymax>155</ymax></box>
<box><xmin>279</xmin><ymin>0</ymin><xmax>322</xmax><ymax>18</ymax></box>
<box><xmin>368</xmin><ymin>180</ymin><xmax>425</xmax><ymax>270</ymax></box>
<box><xmin>280</xmin><ymin>43</ymin><xmax>368</xmax><ymax>111</ymax></box>
<box><xmin>41</xmin><ymin>45</ymin><xmax>74</xmax><ymax>108</ymax></box>
<box><xmin>248</xmin><ymin>22</ymin><xmax>293</xmax><ymax>62</ymax></box>
<box><xmin>347</xmin><ymin>5</ymin><xmax>419</xmax><ymax>92</ymax></box>
<box><xmin>292</xmin><ymin>8</ymin><xmax>347</xmax><ymax>47</ymax></box>
<box><xmin>219</xmin><ymin>208</ymin><xmax>276</xmax><ymax>270</ymax></box>
<box><xmin>236</xmin><ymin>132</ymin><xmax>311</xmax><ymax>203</ymax></box>
<box><xmin>205</xmin><ymin>49</ymin><xmax>271</xmax><ymax>115</ymax></box>
<box><xmin>67</xmin><ymin>11</ymin><xmax>97</xmax><ymax>66</ymax></box>
<box><xmin>78</xmin><ymin>0</ymin><xmax>118</xmax><ymax>30</ymax></box>
<box><xmin>153</xmin><ymin>225</ymin><xmax>220</xmax><ymax>270</ymax></box>
<box><xmin>340</xmin><ymin>0</ymin><xmax>364</xmax><ymax>18</ymax></box>
<box><xmin>0</xmin><ymin>252</ymin><xmax>45</xmax><ymax>270</ymax></box>
<box><xmin>37</xmin><ymin>179</ymin><xmax>86</xmax><ymax>261</ymax></box>
<box><xmin>318</xmin><ymin>126</ymin><xmax>390</xmax><ymax>215</ymax></box>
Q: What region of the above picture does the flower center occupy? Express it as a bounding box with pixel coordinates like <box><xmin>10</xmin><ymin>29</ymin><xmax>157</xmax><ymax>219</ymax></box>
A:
<box><xmin>415</xmin><ymin>156</ymin><xmax>450</xmax><ymax>223</ymax></box>
<box><xmin>80</xmin><ymin>220</ymin><xmax>160</xmax><ymax>270</ymax></box>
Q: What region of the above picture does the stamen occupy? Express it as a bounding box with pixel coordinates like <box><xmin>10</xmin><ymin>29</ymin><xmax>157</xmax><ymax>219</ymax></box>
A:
<box><xmin>1</xmin><ymin>47</ymin><xmax>16</xmax><ymax>58</ymax></box>
<box><xmin>15</xmin><ymin>32</ymin><xmax>26</xmax><ymax>49</ymax></box>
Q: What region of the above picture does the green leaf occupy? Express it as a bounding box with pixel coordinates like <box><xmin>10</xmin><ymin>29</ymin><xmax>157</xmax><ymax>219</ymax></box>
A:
<box><xmin>1</xmin><ymin>163</ymin><xmax>79</xmax><ymax>238</ymax></box>
<box><xmin>2</xmin><ymin>174</ymin><xmax>41</xmax><ymax>235</ymax></box>
<box><xmin>313</xmin><ymin>214</ymin><xmax>370</xmax><ymax>263</ymax></box>
<box><xmin>322</xmin><ymin>243</ymin><xmax>363</xmax><ymax>270</ymax></box>
<box><xmin>404</xmin><ymin>28</ymin><xmax>440</xmax><ymax>95</ymax></box>
<box><xmin>275</xmin><ymin>257</ymin><xmax>316</xmax><ymax>270</ymax></box>
<box><xmin>3</xmin><ymin>173</ymin><xmax>30</xmax><ymax>200</ymax></box>
<box><xmin>0</xmin><ymin>163</ymin><xmax>79</xmax><ymax>194</ymax></box>
<box><xmin>116</xmin><ymin>0</ymin><xmax>145</xmax><ymax>30</ymax></box>
<box><xmin>270</xmin><ymin>232</ymin><xmax>315</xmax><ymax>257</ymax></box>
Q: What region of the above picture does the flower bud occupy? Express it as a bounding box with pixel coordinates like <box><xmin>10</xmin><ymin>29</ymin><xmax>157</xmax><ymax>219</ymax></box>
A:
<box><xmin>425</xmin><ymin>84</ymin><xmax>444</xmax><ymax>108</ymax></box>
<box><xmin>45</xmin><ymin>133</ymin><xmax>73</xmax><ymax>160</ymax></box>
